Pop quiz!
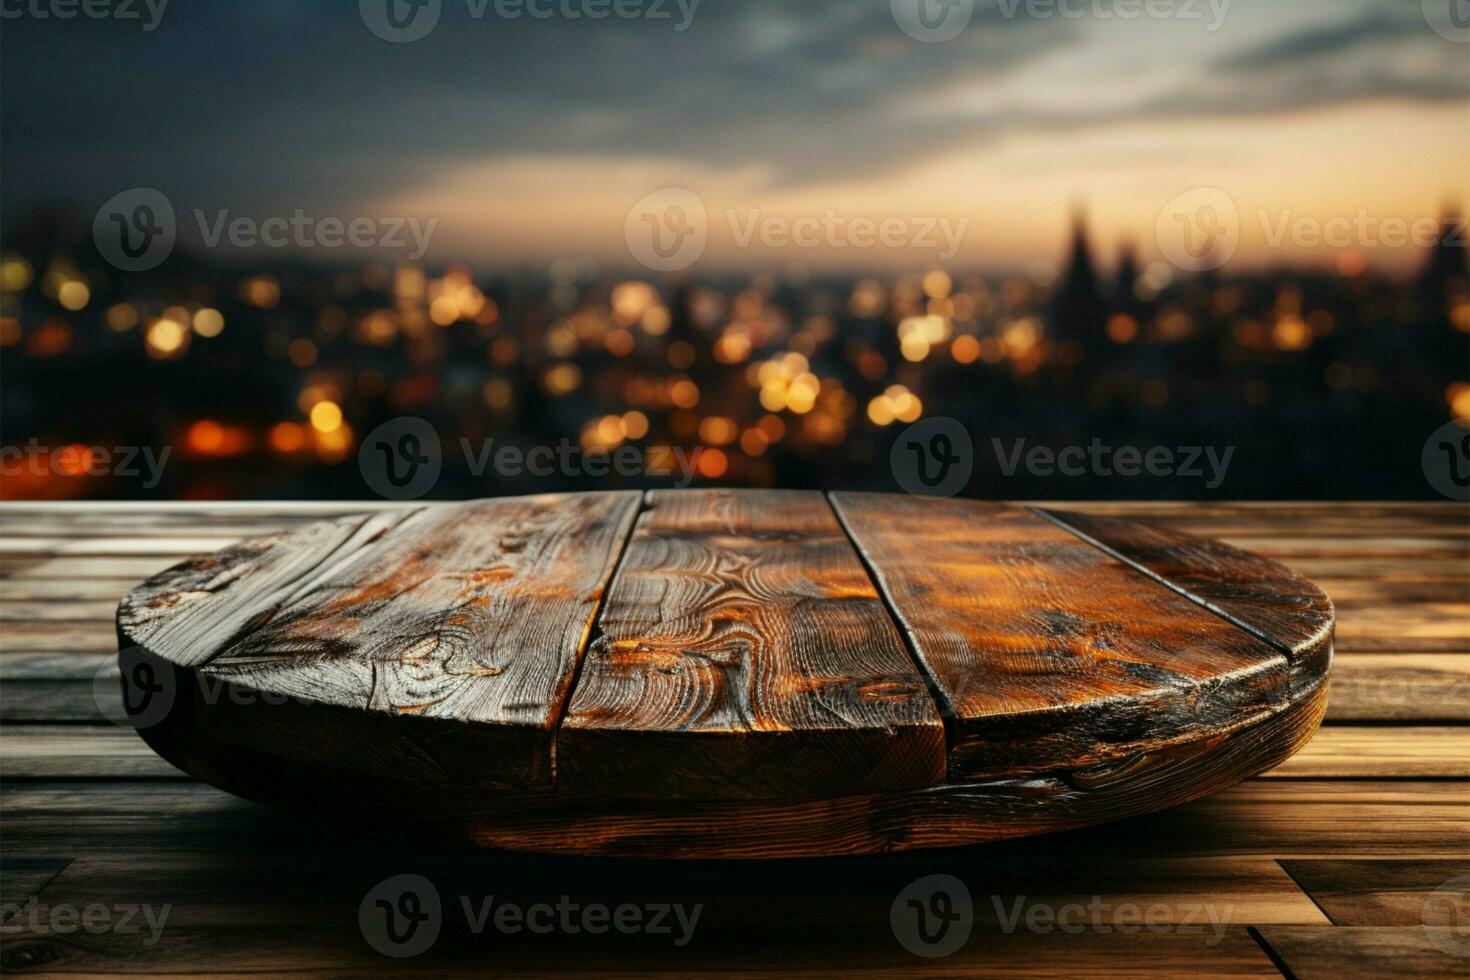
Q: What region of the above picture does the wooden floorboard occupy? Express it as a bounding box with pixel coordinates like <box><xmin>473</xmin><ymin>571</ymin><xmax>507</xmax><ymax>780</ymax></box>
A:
<box><xmin>1</xmin><ymin>500</ymin><xmax>1465</xmax><ymax>975</ymax></box>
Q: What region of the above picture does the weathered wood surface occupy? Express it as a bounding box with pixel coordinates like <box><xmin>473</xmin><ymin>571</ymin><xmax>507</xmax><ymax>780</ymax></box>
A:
<box><xmin>119</xmin><ymin>493</ymin><xmax>641</xmax><ymax>789</ymax></box>
<box><xmin>108</xmin><ymin>491</ymin><xmax>1332</xmax><ymax>808</ymax></box>
<box><xmin>94</xmin><ymin>670</ymin><xmax>1325</xmax><ymax>858</ymax></box>
<box><xmin>560</xmin><ymin>489</ymin><xmax>945</xmax><ymax>798</ymax></box>
<box><xmin>831</xmin><ymin>493</ymin><xmax>1296</xmax><ymax>780</ymax></box>
<box><xmin>1038</xmin><ymin>506</ymin><xmax>1335</xmax><ymax>691</ymax></box>
<box><xmin>3</xmin><ymin>500</ymin><xmax>1460</xmax><ymax>975</ymax></box>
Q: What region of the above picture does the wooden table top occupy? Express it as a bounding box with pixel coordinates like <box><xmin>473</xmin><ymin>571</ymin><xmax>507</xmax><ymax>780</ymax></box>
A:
<box><xmin>1</xmin><ymin>499</ymin><xmax>1465</xmax><ymax>976</ymax></box>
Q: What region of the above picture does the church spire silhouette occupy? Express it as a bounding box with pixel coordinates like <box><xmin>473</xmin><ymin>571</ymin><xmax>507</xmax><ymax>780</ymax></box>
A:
<box><xmin>1049</xmin><ymin>202</ymin><xmax>1107</xmax><ymax>359</ymax></box>
<box><xmin>1419</xmin><ymin>201</ymin><xmax>1468</xmax><ymax>315</ymax></box>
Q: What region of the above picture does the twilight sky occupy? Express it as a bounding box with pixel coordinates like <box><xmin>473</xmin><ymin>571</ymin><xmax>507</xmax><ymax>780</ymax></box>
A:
<box><xmin>2</xmin><ymin>0</ymin><xmax>1466</xmax><ymax>274</ymax></box>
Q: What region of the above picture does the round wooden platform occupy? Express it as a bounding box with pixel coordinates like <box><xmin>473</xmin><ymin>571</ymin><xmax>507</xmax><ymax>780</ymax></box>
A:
<box><xmin>114</xmin><ymin>491</ymin><xmax>1333</xmax><ymax>858</ymax></box>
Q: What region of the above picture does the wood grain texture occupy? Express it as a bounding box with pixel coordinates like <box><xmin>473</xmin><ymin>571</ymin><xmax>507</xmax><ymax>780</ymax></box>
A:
<box><xmin>78</xmin><ymin>673</ymin><xmax>1329</xmax><ymax>859</ymax></box>
<box><xmin>1253</xmin><ymin>926</ymin><xmax>1467</xmax><ymax>979</ymax></box>
<box><xmin>0</xmin><ymin>499</ymin><xmax>1461</xmax><ymax>974</ymax></box>
<box><xmin>830</xmin><ymin>493</ymin><xmax>1296</xmax><ymax>781</ymax></box>
<box><xmin>97</xmin><ymin>493</ymin><xmax>1338</xmax><ymax>845</ymax></box>
<box><xmin>1278</xmin><ymin>859</ymin><xmax>1469</xmax><ymax>926</ymax></box>
<box><xmin>117</xmin><ymin>511</ymin><xmax>420</xmax><ymax>669</ymax></box>
<box><xmin>120</xmin><ymin>493</ymin><xmax>641</xmax><ymax>789</ymax></box>
<box><xmin>1261</xmin><ymin>726</ymin><xmax>1470</xmax><ymax>779</ymax></box>
<box><xmin>558</xmin><ymin>489</ymin><xmax>945</xmax><ymax>798</ymax></box>
<box><xmin>1037</xmin><ymin>506</ymin><xmax>1335</xmax><ymax>691</ymax></box>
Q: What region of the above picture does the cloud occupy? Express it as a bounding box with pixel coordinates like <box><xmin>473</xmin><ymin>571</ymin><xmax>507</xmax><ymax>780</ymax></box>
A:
<box><xmin>0</xmin><ymin>0</ymin><xmax>1462</xmax><ymax>219</ymax></box>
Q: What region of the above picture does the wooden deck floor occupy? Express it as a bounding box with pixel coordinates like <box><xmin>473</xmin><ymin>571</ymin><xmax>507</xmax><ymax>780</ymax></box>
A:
<box><xmin>1</xmin><ymin>501</ymin><xmax>1466</xmax><ymax>977</ymax></box>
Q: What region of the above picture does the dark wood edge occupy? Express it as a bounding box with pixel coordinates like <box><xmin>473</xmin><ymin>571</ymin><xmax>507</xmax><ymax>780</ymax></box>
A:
<box><xmin>1032</xmin><ymin>505</ymin><xmax>1336</xmax><ymax>696</ymax></box>
<box><xmin>111</xmin><ymin>641</ymin><xmax>1330</xmax><ymax>858</ymax></box>
<box><xmin>111</xmin><ymin>495</ymin><xmax>1335</xmax><ymax>832</ymax></box>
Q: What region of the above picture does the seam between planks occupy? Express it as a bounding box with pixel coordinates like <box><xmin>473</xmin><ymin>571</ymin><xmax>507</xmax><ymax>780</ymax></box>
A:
<box><xmin>546</xmin><ymin>490</ymin><xmax>648</xmax><ymax>784</ymax></box>
<box><xmin>1247</xmin><ymin>925</ymin><xmax>1300</xmax><ymax>980</ymax></box>
<box><xmin>824</xmin><ymin>492</ymin><xmax>958</xmax><ymax>743</ymax></box>
<box><xmin>1028</xmin><ymin>505</ymin><xmax>1304</xmax><ymax>661</ymax></box>
<box><xmin>186</xmin><ymin>507</ymin><xmax>426</xmax><ymax>672</ymax></box>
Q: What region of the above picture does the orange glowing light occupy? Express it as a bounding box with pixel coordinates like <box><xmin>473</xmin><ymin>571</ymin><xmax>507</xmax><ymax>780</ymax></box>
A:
<box><xmin>696</xmin><ymin>448</ymin><xmax>728</xmax><ymax>479</ymax></box>
<box><xmin>270</xmin><ymin>422</ymin><xmax>307</xmax><ymax>453</ymax></box>
<box><xmin>1448</xmin><ymin>383</ymin><xmax>1470</xmax><ymax>420</ymax></box>
<box><xmin>951</xmin><ymin>335</ymin><xmax>981</xmax><ymax>364</ymax></box>
<box><xmin>739</xmin><ymin>428</ymin><xmax>769</xmax><ymax>456</ymax></box>
<box><xmin>309</xmin><ymin>401</ymin><xmax>343</xmax><ymax>433</ymax></box>
<box><xmin>698</xmin><ymin>417</ymin><xmax>739</xmax><ymax>446</ymax></box>
<box><xmin>1107</xmin><ymin>314</ymin><xmax>1138</xmax><ymax>344</ymax></box>
<box><xmin>52</xmin><ymin>444</ymin><xmax>98</xmax><ymax>477</ymax></box>
<box><xmin>622</xmin><ymin>411</ymin><xmax>650</xmax><ymax>440</ymax></box>
<box><xmin>145</xmin><ymin>317</ymin><xmax>188</xmax><ymax>359</ymax></box>
<box><xmin>670</xmin><ymin>379</ymin><xmax>700</xmax><ymax>409</ymax></box>
<box><xmin>187</xmin><ymin>420</ymin><xmax>226</xmax><ymax>454</ymax></box>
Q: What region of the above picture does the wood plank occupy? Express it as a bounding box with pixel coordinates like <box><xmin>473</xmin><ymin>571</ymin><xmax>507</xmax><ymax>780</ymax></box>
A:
<box><xmin>0</xmin><ymin>725</ymin><xmax>183</xmax><ymax>778</ymax></box>
<box><xmin>0</xmin><ymin>537</ymin><xmax>253</xmax><ymax>556</ymax></box>
<box><xmin>559</xmin><ymin>489</ymin><xmax>945</xmax><ymax>799</ymax></box>
<box><xmin>11</xmin><ymin>654</ymin><xmax>1458</xmax><ymax>726</ymax></box>
<box><xmin>0</xmin><ymin>926</ymin><xmax>1285</xmax><ymax>976</ymax></box>
<box><xmin>0</xmin><ymin>623</ymin><xmax>115</xmax><ymax>654</ymax></box>
<box><xmin>20</xmin><ymin>853</ymin><xmax>1324</xmax><ymax>931</ymax></box>
<box><xmin>5</xmin><ymin>557</ymin><xmax>191</xmax><ymax>580</ymax></box>
<box><xmin>831</xmin><ymin>494</ymin><xmax>1292</xmax><ymax>780</ymax></box>
<box><xmin>0</xmin><ymin>654</ymin><xmax>112</xmax><ymax>680</ymax></box>
<box><xmin>2</xmin><ymin>776</ymin><xmax>1463</xmax><ymax>863</ymax></box>
<box><xmin>1328</xmin><ymin>654</ymin><xmax>1470</xmax><ymax>722</ymax></box>
<box><xmin>169</xmin><ymin>493</ymin><xmax>642</xmax><ymax>790</ymax></box>
<box><xmin>0</xmin><ymin>858</ymin><xmax>70</xmax><ymax>927</ymax></box>
<box><xmin>117</xmin><ymin>510</ymin><xmax>415</xmax><ymax>670</ymax></box>
<box><xmin>1262</xmin><ymin>727</ymin><xmax>1470</xmax><ymax>779</ymax></box>
<box><xmin>1278</xmin><ymin>859</ymin><xmax>1469</xmax><ymax>926</ymax></box>
<box><xmin>0</xmin><ymin>602</ymin><xmax>117</xmax><ymax>621</ymax></box>
<box><xmin>30</xmin><ymin>679</ymin><xmax>1326</xmax><ymax>859</ymax></box>
<box><xmin>0</xmin><ymin>582</ymin><xmax>139</xmax><ymax>602</ymax></box>
<box><xmin>1330</xmin><ymin>603</ymin><xmax>1470</xmax><ymax>652</ymax></box>
<box><xmin>1038</xmin><ymin>506</ymin><xmax>1334</xmax><ymax>691</ymax></box>
<box><xmin>0</xmin><ymin>681</ymin><xmax>104</xmax><ymax>723</ymax></box>
<box><xmin>1254</xmin><ymin>926</ymin><xmax>1467</xmax><ymax>979</ymax></box>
